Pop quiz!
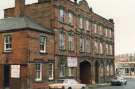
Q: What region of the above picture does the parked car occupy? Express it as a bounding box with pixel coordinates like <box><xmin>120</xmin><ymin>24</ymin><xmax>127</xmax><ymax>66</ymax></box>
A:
<box><xmin>49</xmin><ymin>79</ymin><xmax>86</xmax><ymax>89</ymax></box>
<box><xmin>111</xmin><ymin>76</ymin><xmax>127</xmax><ymax>86</ymax></box>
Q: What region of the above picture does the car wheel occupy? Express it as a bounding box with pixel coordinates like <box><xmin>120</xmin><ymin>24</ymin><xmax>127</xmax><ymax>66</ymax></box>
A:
<box><xmin>81</xmin><ymin>87</ymin><xmax>85</xmax><ymax>89</ymax></box>
<box><xmin>125</xmin><ymin>81</ymin><xmax>127</xmax><ymax>85</ymax></box>
<box><xmin>68</xmin><ymin>87</ymin><xmax>72</xmax><ymax>89</ymax></box>
<box><xmin>120</xmin><ymin>82</ymin><xmax>123</xmax><ymax>86</ymax></box>
<box><xmin>62</xmin><ymin>87</ymin><xmax>65</xmax><ymax>89</ymax></box>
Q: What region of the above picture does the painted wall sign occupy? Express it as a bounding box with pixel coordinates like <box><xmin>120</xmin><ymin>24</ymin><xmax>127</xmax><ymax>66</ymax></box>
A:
<box><xmin>11</xmin><ymin>65</ymin><xmax>20</xmax><ymax>78</ymax></box>
<box><xmin>67</xmin><ymin>57</ymin><xmax>78</xmax><ymax>67</ymax></box>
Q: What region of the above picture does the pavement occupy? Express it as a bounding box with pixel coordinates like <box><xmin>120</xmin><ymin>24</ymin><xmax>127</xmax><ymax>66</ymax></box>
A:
<box><xmin>86</xmin><ymin>83</ymin><xmax>110</xmax><ymax>89</ymax></box>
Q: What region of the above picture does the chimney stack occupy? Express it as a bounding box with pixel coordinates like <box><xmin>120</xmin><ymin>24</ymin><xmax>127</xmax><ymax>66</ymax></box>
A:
<box><xmin>109</xmin><ymin>19</ymin><xmax>114</xmax><ymax>23</ymax></box>
<box><xmin>15</xmin><ymin>0</ymin><xmax>25</xmax><ymax>17</ymax></box>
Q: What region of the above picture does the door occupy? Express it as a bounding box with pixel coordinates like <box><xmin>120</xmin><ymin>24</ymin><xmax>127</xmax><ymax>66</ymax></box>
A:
<box><xmin>4</xmin><ymin>65</ymin><xmax>10</xmax><ymax>89</ymax></box>
<box><xmin>80</xmin><ymin>61</ymin><xmax>91</xmax><ymax>84</ymax></box>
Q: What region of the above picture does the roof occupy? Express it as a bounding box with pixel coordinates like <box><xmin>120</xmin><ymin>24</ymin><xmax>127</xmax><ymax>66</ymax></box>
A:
<box><xmin>0</xmin><ymin>16</ymin><xmax>53</xmax><ymax>33</ymax></box>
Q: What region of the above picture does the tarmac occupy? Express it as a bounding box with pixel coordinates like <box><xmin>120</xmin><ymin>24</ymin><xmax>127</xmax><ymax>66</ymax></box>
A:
<box><xmin>86</xmin><ymin>83</ymin><xmax>110</xmax><ymax>89</ymax></box>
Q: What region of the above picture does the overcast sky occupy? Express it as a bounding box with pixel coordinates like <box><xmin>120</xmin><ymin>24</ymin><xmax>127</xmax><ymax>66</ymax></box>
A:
<box><xmin>0</xmin><ymin>0</ymin><xmax>135</xmax><ymax>55</ymax></box>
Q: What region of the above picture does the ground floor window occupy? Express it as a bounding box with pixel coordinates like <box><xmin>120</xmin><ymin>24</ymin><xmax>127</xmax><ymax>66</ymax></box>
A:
<box><xmin>48</xmin><ymin>63</ymin><xmax>54</xmax><ymax>80</ymax></box>
<box><xmin>59</xmin><ymin>64</ymin><xmax>66</xmax><ymax>77</ymax></box>
<box><xmin>68</xmin><ymin>67</ymin><xmax>74</xmax><ymax>77</ymax></box>
<box><xmin>110</xmin><ymin>65</ymin><xmax>113</xmax><ymax>75</ymax></box>
<box><xmin>107</xmin><ymin>65</ymin><xmax>110</xmax><ymax>76</ymax></box>
<box><xmin>99</xmin><ymin>65</ymin><xmax>104</xmax><ymax>77</ymax></box>
<box><xmin>35</xmin><ymin>63</ymin><xmax>42</xmax><ymax>81</ymax></box>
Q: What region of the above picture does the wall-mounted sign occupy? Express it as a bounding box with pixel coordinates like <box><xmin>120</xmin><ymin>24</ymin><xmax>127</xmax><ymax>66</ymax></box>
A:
<box><xmin>11</xmin><ymin>65</ymin><xmax>20</xmax><ymax>78</ymax></box>
<box><xmin>67</xmin><ymin>57</ymin><xmax>78</xmax><ymax>67</ymax></box>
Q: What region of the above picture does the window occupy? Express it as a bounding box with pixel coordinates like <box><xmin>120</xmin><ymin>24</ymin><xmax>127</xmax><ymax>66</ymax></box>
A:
<box><xmin>106</xmin><ymin>44</ymin><xmax>109</xmax><ymax>55</ymax></box>
<box><xmin>80</xmin><ymin>37</ymin><xmax>85</xmax><ymax>52</ymax></box>
<box><xmin>94</xmin><ymin>24</ymin><xmax>97</xmax><ymax>33</ymax></box>
<box><xmin>40</xmin><ymin>34</ymin><xmax>46</xmax><ymax>53</ymax></box>
<box><xmin>4</xmin><ymin>34</ymin><xmax>12</xmax><ymax>51</ymax></box>
<box><xmin>68</xmin><ymin>67</ymin><xmax>74</xmax><ymax>77</ymax></box>
<box><xmin>59</xmin><ymin>32</ymin><xmax>65</xmax><ymax>50</ymax></box>
<box><xmin>94</xmin><ymin>41</ymin><xmax>98</xmax><ymax>54</ymax></box>
<box><xmin>68</xmin><ymin>35</ymin><xmax>74</xmax><ymax>51</ymax></box>
<box><xmin>48</xmin><ymin>63</ymin><xmax>54</xmax><ymax>80</ymax></box>
<box><xmin>86</xmin><ymin>20</ymin><xmax>89</xmax><ymax>30</ymax></box>
<box><xmin>68</xmin><ymin>12</ymin><xmax>73</xmax><ymax>25</ymax></box>
<box><xmin>59</xmin><ymin>64</ymin><xmax>65</xmax><ymax>77</ymax></box>
<box><xmin>105</xmin><ymin>28</ymin><xmax>108</xmax><ymax>37</ymax></box>
<box><xmin>109</xmin><ymin>45</ymin><xmax>113</xmax><ymax>55</ymax></box>
<box><xmin>59</xmin><ymin>8</ymin><xmax>64</xmax><ymax>22</ymax></box>
<box><xmin>98</xmin><ymin>25</ymin><xmax>102</xmax><ymax>35</ymax></box>
<box><xmin>35</xmin><ymin>63</ymin><xmax>42</xmax><ymax>81</ymax></box>
<box><xmin>99</xmin><ymin>65</ymin><xmax>104</xmax><ymax>77</ymax></box>
<box><xmin>86</xmin><ymin>39</ymin><xmax>90</xmax><ymax>53</ymax></box>
<box><xmin>79</xmin><ymin>17</ymin><xmax>83</xmax><ymax>29</ymax></box>
<box><xmin>109</xmin><ymin>29</ymin><xmax>112</xmax><ymax>38</ymax></box>
<box><xmin>107</xmin><ymin>65</ymin><xmax>110</xmax><ymax>76</ymax></box>
<box><xmin>99</xmin><ymin>43</ymin><xmax>103</xmax><ymax>54</ymax></box>
<box><xmin>100</xmin><ymin>26</ymin><xmax>103</xmax><ymax>35</ymax></box>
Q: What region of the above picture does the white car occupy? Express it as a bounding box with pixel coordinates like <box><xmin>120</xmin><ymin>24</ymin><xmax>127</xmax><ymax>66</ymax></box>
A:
<box><xmin>111</xmin><ymin>76</ymin><xmax>127</xmax><ymax>86</ymax></box>
<box><xmin>49</xmin><ymin>79</ymin><xmax>86</xmax><ymax>89</ymax></box>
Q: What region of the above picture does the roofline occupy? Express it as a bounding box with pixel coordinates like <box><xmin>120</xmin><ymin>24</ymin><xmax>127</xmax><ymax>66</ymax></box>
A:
<box><xmin>0</xmin><ymin>27</ymin><xmax>54</xmax><ymax>35</ymax></box>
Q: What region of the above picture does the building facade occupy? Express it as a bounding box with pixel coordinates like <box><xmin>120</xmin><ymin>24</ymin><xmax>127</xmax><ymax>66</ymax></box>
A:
<box><xmin>115</xmin><ymin>54</ymin><xmax>135</xmax><ymax>77</ymax></box>
<box><xmin>0</xmin><ymin>0</ymin><xmax>115</xmax><ymax>89</ymax></box>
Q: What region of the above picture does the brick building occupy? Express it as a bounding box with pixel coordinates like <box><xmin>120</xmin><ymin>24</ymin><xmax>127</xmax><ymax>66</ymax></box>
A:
<box><xmin>115</xmin><ymin>54</ymin><xmax>135</xmax><ymax>77</ymax></box>
<box><xmin>0</xmin><ymin>0</ymin><xmax>115</xmax><ymax>89</ymax></box>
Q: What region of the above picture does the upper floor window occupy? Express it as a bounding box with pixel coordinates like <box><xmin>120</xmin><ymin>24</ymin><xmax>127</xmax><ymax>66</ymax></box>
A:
<box><xmin>80</xmin><ymin>37</ymin><xmax>85</xmax><ymax>52</ymax></box>
<box><xmin>59</xmin><ymin>8</ymin><xmax>64</xmax><ymax>22</ymax></box>
<box><xmin>94</xmin><ymin>41</ymin><xmax>98</xmax><ymax>54</ymax></box>
<box><xmin>106</xmin><ymin>44</ymin><xmax>109</xmax><ymax>55</ymax></box>
<box><xmin>109</xmin><ymin>29</ymin><xmax>112</xmax><ymax>38</ymax></box>
<box><xmin>48</xmin><ymin>63</ymin><xmax>54</xmax><ymax>80</ymax></box>
<box><xmin>35</xmin><ymin>63</ymin><xmax>42</xmax><ymax>81</ymax></box>
<box><xmin>68</xmin><ymin>12</ymin><xmax>73</xmax><ymax>25</ymax></box>
<box><xmin>105</xmin><ymin>28</ymin><xmax>108</xmax><ymax>37</ymax></box>
<box><xmin>94</xmin><ymin>24</ymin><xmax>97</xmax><ymax>33</ymax></box>
<box><xmin>99</xmin><ymin>43</ymin><xmax>103</xmax><ymax>54</ymax></box>
<box><xmin>4</xmin><ymin>34</ymin><xmax>12</xmax><ymax>52</ymax></box>
<box><xmin>59</xmin><ymin>32</ymin><xmax>65</xmax><ymax>50</ymax></box>
<box><xmin>68</xmin><ymin>34</ymin><xmax>74</xmax><ymax>51</ymax></box>
<box><xmin>86</xmin><ymin>39</ymin><xmax>90</xmax><ymax>53</ymax></box>
<box><xmin>109</xmin><ymin>45</ymin><xmax>113</xmax><ymax>55</ymax></box>
<box><xmin>40</xmin><ymin>34</ymin><xmax>46</xmax><ymax>53</ymax></box>
<box><xmin>100</xmin><ymin>26</ymin><xmax>103</xmax><ymax>35</ymax></box>
<box><xmin>79</xmin><ymin>17</ymin><xmax>83</xmax><ymax>29</ymax></box>
<box><xmin>86</xmin><ymin>20</ymin><xmax>89</xmax><ymax>31</ymax></box>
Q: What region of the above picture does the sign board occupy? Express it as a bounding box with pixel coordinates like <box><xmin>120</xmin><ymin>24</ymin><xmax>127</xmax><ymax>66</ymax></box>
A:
<box><xmin>67</xmin><ymin>57</ymin><xmax>78</xmax><ymax>67</ymax></box>
<box><xmin>11</xmin><ymin>65</ymin><xmax>20</xmax><ymax>78</ymax></box>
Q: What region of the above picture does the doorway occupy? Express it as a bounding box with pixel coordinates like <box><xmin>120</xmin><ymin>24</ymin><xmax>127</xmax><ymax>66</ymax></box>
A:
<box><xmin>80</xmin><ymin>61</ymin><xmax>91</xmax><ymax>84</ymax></box>
<box><xmin>4</xmin><ymin>65</ymin><xmax>10</xmax><ymax>89</ymax></box>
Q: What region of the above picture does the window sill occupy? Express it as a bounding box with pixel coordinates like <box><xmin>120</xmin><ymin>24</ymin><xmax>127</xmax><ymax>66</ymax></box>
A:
<box><xmin>40</xmin><ymin>51</ymin><xmax>47</xmax><ymax>54</ymax></box>
<box><xmin>34</xmin><ymin>79</ymin><xmax>43</xmax><ymax>83</ymax></box>
<box><xmin>3</xmin><ymin>50</ymin><xmax>12</xmax><ymax>53</ymax></box>
<box><xmin>48</xmin><ymin>78</ymin><xmax>54</xmax><ymax>81</ymax></box>
<box><xmin>68</xmin><ymin>50</ymin><xmax>75</xmax><ymax>52</ymax></box>
<box><xmin>59</xmin><ymin>48</ymin><xmax>66</xmax><ymax>51</ymax></box>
